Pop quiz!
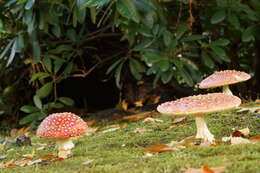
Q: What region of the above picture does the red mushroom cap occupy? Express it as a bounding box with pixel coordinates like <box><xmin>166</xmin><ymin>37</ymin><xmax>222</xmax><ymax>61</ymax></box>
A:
<box><xmin>199</xmin><ymin>70</ymin><xmax>250</xmax><ymax>89</ymax></box>
<box><xmin>157</xmin><ymin>93</ymin><xmax>241</xmax><ymax>115</ymax></box>
<box><xmin>36</xmin><ymin>112</ymin><xmax>87</xmax><ymax>140</ymax></box>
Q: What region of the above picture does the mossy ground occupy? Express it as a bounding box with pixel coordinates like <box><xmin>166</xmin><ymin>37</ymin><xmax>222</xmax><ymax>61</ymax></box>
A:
<box><xmin>0</xmin><ymin>107</ymin><xmax>260</xmax><ymax>173</ymax></box>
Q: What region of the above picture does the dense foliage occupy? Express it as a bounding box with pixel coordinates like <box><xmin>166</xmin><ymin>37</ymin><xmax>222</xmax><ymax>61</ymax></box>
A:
<box><xmin>0</xmin><ymin>0</ymin><xmax>259</xmax><ymax>125</ymax></box>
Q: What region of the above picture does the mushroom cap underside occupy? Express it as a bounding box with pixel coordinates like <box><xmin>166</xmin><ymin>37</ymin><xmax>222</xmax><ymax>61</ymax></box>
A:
<box><xmin>199</xmin><ymin>70</ymin><xmax>250</xmax><ymax>89</ymax></box>
<box><xmin>157</xmin><ymin>93</ymin><xmax>241</xmax><ymax>116</ymax></box>
<box><xmin>36</xmin><ymin>112</ymin><xmax>88</xmax><ymax>140</ymax></box>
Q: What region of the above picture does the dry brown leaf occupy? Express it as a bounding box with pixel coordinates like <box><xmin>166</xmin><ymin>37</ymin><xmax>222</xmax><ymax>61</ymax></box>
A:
<box><xmin>27</xmin><ymin>159</ymin><xmax>42</xmax><ymax>166</ymax></box>
<box><xmin>39</xmin><ymin>154</ymin><xmax>55</xmax><ymax>160</ymax></box>
<box><xmin>122</xmin><ymin>99</ymin><xmax>128</xmax><ymax>111</ymax></box>
<box><xmin>82</xmin><ymin>159</ymin><xmax>94</xmax><ymax>165</ymax></box>
<box><xmin>249</xmin><ymin>136</ymin><xmax>260</xmax><ymax>141</ymax></box>
<box><xmin>15</xmin><ymin>158</ymin><xmax>33</xmax><ymax>167</ymax></box>
<box><xmin>10</xmin><ymin>127</ymin><xmax>30</xmax><ymax>137</ymax></box>
<box><xmin>50</xmin><ymin>158</ymin><xmax>65</xmax><ymax>162</ymax></box>
<box><xmin>86</xmin><ymin>120</ymin><xmax>96</xmax><ymax>126</ymax></box>
<box><xmin>134</xmin><ymin>100</ymin><xmax>143</xmax><ymax>107</ymax></box>
<box><xmin>172</xmin><ymin>117</ymin><xmax>187</xmax><ymax>124</ymax></box>
<box><xmin>184</xmin><ymin>165</ymin><xmax>227</xmax><ymax>173</ymax></box>
<box><xmin>169</xmin><ymin>124</ymin><xmax>188</xmax><ymax>130</ymax></box>
<box><xmin>121</xmin><ymin>111</ymin><xmax>155</xmax><ymax>122</ymax></box>
<box><xmin>255</xmin><ymin>99</ymin><xmax>260</xmax><ymax>103</ymax></box>
<box><xmin>231</xmin><ymin>137</ymin><xmax>251</xmax><ymax>145</ymax></box>
<box><xmin>143</xmin><ymin>117</ymin><xmax>163</xmax><ymax>124</ymax></box>
<box><xmin>142</xmin><ymin>142</ymin><xmax>174</xmax><ymax>153</ymax></box>
<box><xmin>238</xmin><ymin>127</ymin><xmax>250</xmax><ymax>136</ymax></box>
<box><xmin>85</xmin><ymin>127</ymin><xmax>100</xmax><ymax>136</ymax></box>
<box><xmin>36</xmin><ymin>146</ymin><xmax>45</xmax><ymax>151</ymax></box>
<box><xmin>237</xmin><ymin>106</ymin><xmax>260</xmax><ymax>113</ymax></box>
<box><xmin>5</xmin><ymin>159</ymin><xmax>16</xmax><ymax>168</ymax></box>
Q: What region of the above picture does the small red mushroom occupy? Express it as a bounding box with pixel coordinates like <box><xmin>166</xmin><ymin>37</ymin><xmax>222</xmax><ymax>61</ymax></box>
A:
<box><xmin>37</xmin><ymin>112</ymin><xmax>87</xmax><ymax>158</ymax></box>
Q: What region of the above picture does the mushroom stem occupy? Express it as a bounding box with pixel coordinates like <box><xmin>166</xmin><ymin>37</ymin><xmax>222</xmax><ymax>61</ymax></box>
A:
<box><xmin>57</xmin><ymin>139</ymin><xmax>74</xmax><ymax>158</ymax></box>
<box><xmin>195</xmin><ymin>115</ymin><xmax>214</xmax><ymax>143</ymax></box>
<box><xmin>222</xmin><ymin>85</ymin><xmax>233</xmax><ymax>95</ymax></box>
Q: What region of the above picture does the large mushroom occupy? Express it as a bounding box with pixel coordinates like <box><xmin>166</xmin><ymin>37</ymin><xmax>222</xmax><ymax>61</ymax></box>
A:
<box><xmin>37</xmin><ymin>112</ymin><xmax>88</xmax><ymax>158</ymax></box>
<box><xmin>157</xmin><ymin>93</ymin><xmax>241</xmax><ymax>143</ymax></box>
<box><xmin>199</xmin><ymin>70</ymin><xmax>250</xmax><ymax>95</ymax></box>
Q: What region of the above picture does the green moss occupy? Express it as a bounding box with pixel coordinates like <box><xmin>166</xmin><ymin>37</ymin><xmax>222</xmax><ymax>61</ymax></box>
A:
<box><xmin>0</xmin><ymin>110</ymin><xmax>260</xmax><ymax>173</ymax></box>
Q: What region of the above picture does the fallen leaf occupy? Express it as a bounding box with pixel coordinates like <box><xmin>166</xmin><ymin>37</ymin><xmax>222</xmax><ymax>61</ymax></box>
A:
<box><xmin>231</xmin><ymin>137</ymin><xmax>251</xmax><ymax>145</ymax></box>
<box><xmin>27</xmin><ymin>159</ymin><xmax>42</xmax><ymax>166</ymax></box>
<box><xmin>86</xmin><ymin>120</ymin><xmax>96</xmax><ymax>126</ymax></box>
<box><xmin>142</xmin><ymin>142</ymin><xmax>175</xmax><ymax>153</ymax></box>
<box><xmin>85</xmin><ymin>127</ymin><xmax>100</xmax><ymax>136</ymax></box>
<box><xmin>82</xmin><ymin>159</ymin><xmax>94</xmax><ymax>165</ymax></box>
<box><xmin>5</xmin><ymin>159</ymin><xmax>16</xmax><ymax>168</ymax></box>
<box><xmin>142</xmin><ymin>153</ymin><xmax>153</xmax><ymax>158</ymax></box>
<box><xmin>184</xmin><ymin>165</ymin><xmax>228</xmax><ymax>173</ymax></box>
<box><xmin>172</xmin><ymin>117</ymin><xmax>187</xmax><ymax>124</ymax></box>
<box><xmin>169</xmin><ymin>124</ymin><xmax>188</xmax><ymax>130</ymax></box>
<box><xmin>101</xmin><ymin>127</ymin><xmax>120</xmax><ymax>133</ymax></box>
<box><xmin>202</xmin><ymin>165</ymin><xmax>214</xmax><ymax>173</ymax></box>
<box><xmin>0</xmin><ymin>154</ymin><xmax>8</xmax><ymax>160</ymax></box>
<box><xmin>50</xmin><ymin>158</ymin><xmax>65</xmax><ymax>162</ymax></box>
<box><xmin>121</xmin><ymin>111</ymin><xmax>155</xmax><ymax>122</ymax></box>
<box><xmin>255</xmin><ymin>99</ymin><xmax>260</xmax><ymax>103</ymax></box>
<box><xmin>36</xmin><ymin>146</ymin><xmax>45</xmax><ymax>151</ymax></box>
<box><xmin>134</xmin><ymin>100</ymin><xmax>143</xmax><ymax>107</ymax></box>
<box><xmin>121</xmin><ymin>99</ymin><xmax>128</xmax><ymax>111</ymax></box>
<box><xmin>249</xmin><ymin>136</ymin><xmax>260</xmax><ymax>141</ymax></box>
<box><xmin>237</xmin><ymin>106</ymin><xmax>260</xmax><ymax>113</ymax></box>
<box><xmin>143</xmin><ymin>117</ymin><xmax>163</xmax><ymax>124</ymax></box>
<box><xmin>16</xmin><ymin>158</ymin><xmax>32</xmax><ymax>167</ymax></box>
<box><xmin>39</xmin><ymin>154</ymin><xmax>55</xmax><ymax>160</ymax></box>
<box><xmin>238</xmin><ymin>127</ymin><xmax>250</xmax><ymax>136</ymax></box>
<box><xmin>232</xmin><ymin>130</ymin><xmax>242</xmax><ymax>137</ymax></box>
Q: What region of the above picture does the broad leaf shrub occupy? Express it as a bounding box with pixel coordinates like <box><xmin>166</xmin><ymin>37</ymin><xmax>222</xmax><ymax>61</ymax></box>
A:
<box><xmin>0</xmin><ymin>0</ymin><xmax>259</xmax><ymax>124</ymax></box>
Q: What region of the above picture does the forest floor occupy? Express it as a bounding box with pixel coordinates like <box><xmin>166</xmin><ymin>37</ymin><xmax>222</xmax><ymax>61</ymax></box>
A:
<box><xmin>0</xmin><ymin>102</ymin><xmax>260</xmax><ymax>173</ymax></box>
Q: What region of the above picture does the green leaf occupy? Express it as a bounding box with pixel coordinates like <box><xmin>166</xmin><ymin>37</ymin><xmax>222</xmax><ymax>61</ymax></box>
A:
<box><xmin>242</xmin><ymin>26</ymin><xmax>257</xmax><ymax>42</ymax></box>
<box><xmin>29</xmin><ymin>72</ymin><xmax>50</xmax><ymax>83</ymax></box>
<box><xmin>90</xmin><ymin>7</ymin><xmax>96</xmax><ymax>24</ymax></box>
<box><xmin>211</xmin><ymin>10</ymin><xmax>226</xmax><ymax>24</ymax></box>
<box><xmin>106</xmin><ymin>59</ymin><xmax>123</xmax><ymax>74</ymax></box>
<box><xmin>43</xmin><ymin>102</ymin><xmax>64</xmax><ymax>109</ymax></box>
<box><xmin>6</xmin><ymin>38</ymin><xmax>17</xmax><ymax>67</ymax></box>
<box><xmin>78</xmin><ymin>8</ymin><xmax>86</xmax><ymax>24</ymax></box>
<box><xmin>161</xmin><ymin>70</ymin><xmax>173</xmax><ymax>84</ymax></box>
<box><xmin>36</xmin><ymin>82</ymin><xmax>53</xmax><ymax>98</ymax></box>
<box><xmin>163</xmin><ymin>30</ymin><xmax>172</xmax><ymax>47</ymax></box>
<box><xmin>0</xmin><ymin>40</ymin><xmax>14</xmax><ymax>60</ymax></box>
<box><xmin>210</xmin><ymin>39</ymin><xmax>230</xmax><ymax>46</ymax></box>
<box><xmin>25</xmin><ymin>0</ymin><xmax>35</xmax><ymax>10</ymax></box>
<box><xmin>20</xmin><ymin>105</ymin><xmax>39</xmax><ymax>113</ymax></box>
<box><xmin>210</xmin><ymin>46</ymin><xmax>230</xmax><ymax>62</ymax></box>
<box><xmin>179</xmin><ymin>68</ymin><xmax>193</xmax><ymax>87</ymax></box>
<box><xmin>32</xmin><ymin>40</ymin><xmax>41</xmax><ymax>62</ymax></box>
<box><xmin>19</xmin><ymin>112</ymin><xmax>46</xmax><ymax>125</ymax></box>
<box><xmin>116</xmin><ymin>0</ymin><xmax>140</xmax><ymax>23</ymax></box>
<box><xmin>52</xmin><ymin>25</ymin><xmax>61</xmax><ymax>38</ymax></box>
<box><xmin>157</xmin><ymin>59</ymin><xmax>170</xmax><ymax>72</ymax></box>
<box><xmin>64</xmin><ymin>62</ymin><xmax>73</xmax><ymax>76</ymax></box>
<box><xmin>175</xmin><ymin>24</ymin><xmax>187</xmax><ymax>39</ymax></box>
<box><xmin>129</xmin><ymin>58</ymin><xmax>144</xmax><ymax>80</ymax></box>
<box><xmin>43</xmin><ymin>56</ymin><xmax>52</xmax><ymax>73</ymax></box>
<box><xmin>54</xmin><ymin>59</ymin><xmax>64</xmax><ymax>74</ymax></box>
<box><xmin>33</xmin><ymin>95</ymin><xmax>42</xmax><ymax>109</ymax></box>
<box><xmin>181</xmin><ymin>35</ymin><xmax>204</xmax><ymax>42</ymax></box>
<box><xmin>58</xmin><ymin>97</ymin><xmax>75</xmax><ymax>106</ymax></box>
<box><xmin>115</xmin><ymin>60</ymin><xmax>125</xmax><ymax>88</ymax></box>
<box><xmin>227</xmin><ymin>12</ymin><xmax>240</xmax><ymax>29</ymax></box>
<box><xmin>202</xmin><ymin>51</ymin><xmax>214</xmax><ymax>69</ymax></box>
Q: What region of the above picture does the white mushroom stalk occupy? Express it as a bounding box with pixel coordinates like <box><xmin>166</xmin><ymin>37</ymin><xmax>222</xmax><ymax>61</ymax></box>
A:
<box><xmin>222</xmin><ymin>85</ymin><xmax>233</xmax><ymax>95</ymax></box>
<box><xmin>57</xmin><ymin>139</ymin><xmax>75</xmax><ymax>158</ymax></box>
<box><xmin>195</xmin><ymin>115</ymin><xmax>214</xmax><ymax>143</ymax></box>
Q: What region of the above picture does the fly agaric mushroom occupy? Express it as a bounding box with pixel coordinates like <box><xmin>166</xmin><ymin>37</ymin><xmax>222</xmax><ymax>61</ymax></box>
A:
<box><xmin>157</xmin><ymin>93</ymin><xmax>241</xmax><ymax>143</ymax></box>
<box><xmin>36</xmin><ymin>112</ymin><xmax>87</xmax><ymax>158</ymax></box>
<box><xmin>199</xmin><ymin>70</ymin><xmax>250</xmax><ymax>95</ymax></box>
